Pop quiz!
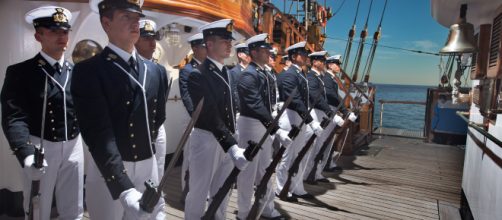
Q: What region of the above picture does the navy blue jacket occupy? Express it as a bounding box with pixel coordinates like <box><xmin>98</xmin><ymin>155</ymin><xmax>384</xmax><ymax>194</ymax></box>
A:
<box><xmin>71</xmin><ymin>47</ymin><xmax>168</xmax><ymax>199</ymax></box>
<box><xmin>1</xmin><ymin>53</ymin><xmax>80</xmax><ymax>165</ymax></box>
<box><xmin>179</xmin><ymin>58</ymin><xmax>199</xmax><ymax>115</ymax></box>
<box><xmin>322</xmin><ymin>73</ymin><xmax>349</xmax><ymax>116</ymax></box>
<box><xmin>307</xmin><ymin>70</ymin><xmax>334</xmax><ymax>117</ymax></box>
<box><xmin>188</xmin><ymin>59</ymin><xmax>238</xmax><ymax>152</ymax></box>
<box><xmin>229</xmin><ymin>64</ymin><xmax>245</xmax><ymax>112</ymax></box>
<box><xmin>276</xmin><ymin>65</ymin><xmax>313</xmax><ymax>124</ymax></box>
<box><xmin>237</xmin><ymin>62</ymin><xmax>274</xmax><ymax>128</ymax></box>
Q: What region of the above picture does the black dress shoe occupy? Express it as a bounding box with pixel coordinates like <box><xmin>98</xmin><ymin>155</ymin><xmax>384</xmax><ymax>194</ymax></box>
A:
<box><xmin>276</xmin><ymin>193</ymin><xmax>298</xmax><ymax>203</ymax></box>
<box><xmin>317</xmin><ymin>178</ymin><xmax>330</xmax><ymax>183</ymax></box>
<box><xmin>261</xmin><ymin>214</ymin><xmax>289</xmax><ymax>220</ymax></box>
<box><xmin>304</xmin><ymin>179</ymin><xmax>318</xmax><ymax>185</ymax></box>
<box><xmin>292</xmin><ymin>193</ymin><xmax>315</xmax><ymax>199</ymax></box>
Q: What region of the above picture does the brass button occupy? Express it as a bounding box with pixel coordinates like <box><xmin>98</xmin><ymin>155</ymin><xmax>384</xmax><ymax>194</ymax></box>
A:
<box><xmin>74</xmin><ymin>118</ymin><xmax>77</xmax><ymax>122</ymax></box>
<box><xmin>154</xmin><ymin>99</ymin><xmax>157</xmax><ymax>103</ymax></box>
<box><xmin>132</xmin><ymin>144</ymin><xmax>136</xmax><ymax>148</ymax></box>
<box><xmin>129</xmin><ymin>123</ymin><xmax>133</xmax><ymax>127</ymax></box>
<box><xmin>53</xmin><ymin>136</ymin><xmax>57</xmax><ymax>140</ymax></box>
<box><xmin>153</xmin><ymin>110</ymin><xmax>156</xmax><ymax>113</ymax></box>
<box><xmin>73</xmin><ymin>126</ymin><xmax>76</xmax><ymax>129</ymax></box>
<box><xmin>126</xmin><ymin>101</ymin><xmax>131</xmax><ymax>105</ymax></box>
<box><xmin>49</xmin><ymin>110</ymin><xmax>53</xmax><ymax>114</ymax></box>
<box><xmin>152</xmin><ymin>120</ymin><xmax>156</xmax><ymax>123</ymax></box>
<box><xmin>48</xmin><ymin>102</ymin><xmax>51</xmax><ymax>106</ymax></box>
<box><xmin>51</xmin><ymin>119</ymin><xmax>54</xmax><ymax>123</ymax></box>
<box><xmin>52</xmin><ymin>127</ymin><xmax>55</xmax><ymax>131</ymax></box>
<box><xmin>130</xmin><ymin>133</ymin><xmax>134</xmax><ymax>138</ymax></box>
<box><xmin>72</xmin><ymin>134</ymin><xmax>75</xmax><ymax>138</ymax></box>
<box><xmin>134</xmin><ymin>155</ymin><xmax>138</xmax><ymax>159</ymax></box>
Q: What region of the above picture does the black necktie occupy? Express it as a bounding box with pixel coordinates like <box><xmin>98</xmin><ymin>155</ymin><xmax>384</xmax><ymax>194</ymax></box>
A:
<box><xmin>128</xmin><ymin>57</ymin><xmax>138</xmax><ymax>79</ymax></box>
<box><xmin>54</xmin><ymin>63</ymin><xmax>63</xmax><ymax>84</ymax></box>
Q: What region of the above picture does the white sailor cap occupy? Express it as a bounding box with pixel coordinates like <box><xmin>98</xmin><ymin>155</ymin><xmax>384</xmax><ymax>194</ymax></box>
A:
<box><xmin>246</xmin><ymin>33</ymin><xmax>272</xmax><ymax>50</ymax></box>
<box><xmin>308</xmin><ymin>50</ymin><xmax>327</xmax><ymax>61</ymax></box>
<box><xmin>199</xmin><ymin>19</ymin><xmax>235</xmax><ymax>40</ymax></box>
<box><xmin>187</xmin><ymin>33</ymin><xmax>204</xmax><ymax>46</ymax></box>
<box><xmin>281</xmin><ymin>55</ymin><xmax>290</xmax><ymax>61</ymax></box>
<box><xmin>139</xmin><ymin>19</ymin><xmax>156</xmax><ymax>37</ymax></box>
<box><xmin>25</xmin><ymin>6</ymin><xmax>72</xmax><ymax>30</ymax></box>
<box><xmin>286</xmin><ymin>41</ymin><xmax>309</xmax><ymax>56</ymax></box>
<box><xmin>90</xmin><ymin>0</ymin><xmax>145</xmax><ymax>17</ymax></box>
<box><xmin>234</xmin><ymin>43</ymin><xmax>249</xmax><ymax>54</ymax></box>
<box><xmin>326</xmin><ymin>55</ymin><xmax>342</xmax><ymax>64</ymax></box>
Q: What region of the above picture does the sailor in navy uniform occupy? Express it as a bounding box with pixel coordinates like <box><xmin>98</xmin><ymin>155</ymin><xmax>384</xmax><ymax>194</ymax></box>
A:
<box><xmin>134</xmin><ymin>18</ymin><xmax>170</xmax><ymax>184</ymax></box>
<box><xmin>1</xmin><ymin>6</ymin><xmax>84</xmax><ymax>219</ymax></box>
<box><xmin>186</xmin><ymin>19</ymin><xmax>250</xmax><ymax>220</ymax></box>
<box><xmin>234</xmin><ymin>33</ymin><xmax>290</xmax><ymax>220</ymax></box>
<box><xmin>229</xmin><ymin>42</ymin><xmax>250</xmax><ymax>112</ymax></box>
<box><xmin>72</xmin><ymin>0</ymin><xmax>166</xmax><ymax>219</ymax></box>
<box><xmin>303</xmin><ymin>51</ymin><xmax>344</xmax><ymax>183</ymax></box>
<box><xmin>275</xmin><ymin>41</ymin><xmax>324</xmax><ymax>201</ymax></box>
<box><xmin>324</xmin><ymin>55</ymin><xmax>357</xmax><ymax>169</ymax></box>
<box><xmin>179</xmin><ymin>32</ymin><xmax>207</xmax><ymax>199</ymax></box>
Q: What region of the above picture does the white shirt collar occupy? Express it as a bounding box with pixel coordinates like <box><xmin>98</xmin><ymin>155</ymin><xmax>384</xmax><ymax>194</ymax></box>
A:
<box><xmin>193</xmin><ymin>58</ymin><xmax>202</xmax><ymax>65</ymax></box>
<box><xmin>109</xmin><ymin>43</ymin><xmax>137</xmax><ymax>63</ymax></box>
<box><xmin>311</xmin><ymin>68</ymin><xmax>321</xmax><ymax>76</ymax></box>
<box><xmin>207</xmin><ymin>56</ymin><xmax>225</xmax><ymax>72</ymax></box>
<box><xmin>40</xmin><ymin>51</ymin><xmax>64</xmax><ymax>67</ymax></box>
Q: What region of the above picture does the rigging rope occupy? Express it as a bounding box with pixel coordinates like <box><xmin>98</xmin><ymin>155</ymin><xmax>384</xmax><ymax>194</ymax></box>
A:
<box><xmin>326</xmin><ymin>36</ymin><xmax>442</xmax><ymax>56</ymax></box>
<box><xmin>342</xmin><ymin>0</ymin><xmax>361</xmax><ymax>70</ymax></box>
<box><xmin>361</xmin><ymin>0</ymin><xmax>388</xmax><ymax>83</ymax></box>
<box><xmin>350</xmin><ymin>0</ymin><xmax>373</xmax><ymax>82</ymax></box>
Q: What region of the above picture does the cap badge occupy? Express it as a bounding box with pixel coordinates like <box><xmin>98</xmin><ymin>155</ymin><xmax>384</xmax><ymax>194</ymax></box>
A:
<box><xmin>53</xmin><ymin>8</ymin><xmax>68</xmax><ymax>23</ymax></box>
<box><xmin>226</xmin><ymin>22</ymin><xmax>234</xmax><ymax>32</ymax></box>
<box><xmin>144</xmin><ymin>22</ymin><xmax>154</xmax><ymax>32</ymax></box>
<box><xmin>38</xmin><ymin>59</ymin><xmax>47</xmax><ymax>66</ymax></box>
<box><xmin>128</xmin><ymin>0</ymin><xmax>140</xmax><ymax>6</ymax></box>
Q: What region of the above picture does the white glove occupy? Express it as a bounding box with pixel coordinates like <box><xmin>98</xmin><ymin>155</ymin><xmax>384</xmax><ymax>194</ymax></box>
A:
<box><xmin>333</xmin><ymin>115</ymin><xmax>345</xmax><ymax>127</ymax></box>
<box><xmin>23</xmin><ymin>154</ymin><xmax>47</xmax><ymax>181</ymax></box>
<box><xmin>228</xmin><ymin>145</ymin><xmax>249</xmax><ymax>170</ymax></box>
<box><xmin>348</xmin><ymin>112</ymin><xmax>357</xmax><ymax>122</ymax></box>
<box><xmin>271</xmin><ymin>110</ymin><xmax>278</xmax><ymax>119</ymax></box>
<box><xmin>275</xmin><ymin>129</ymin><xmax>293</xmax><ymax>148</ymax></box>
<box><xmin>309</xmin><ymin>121</ymin><xmax>324</xmax><ymax>136</ymax></box>
<box><xmin>119</xmin><ymin>188</ymin><xmax>150</xmax><ymax>220</ymax></box>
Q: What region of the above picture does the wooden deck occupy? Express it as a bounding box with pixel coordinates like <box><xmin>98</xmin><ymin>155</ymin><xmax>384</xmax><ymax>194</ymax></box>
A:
<box><xmin>161</xmin><ymin>136</ymin><xmax>464</xmax><ymax>220</ymax></box>
<box><xmin>373</xmin><ymin>127</ymin><xmax>425</xmax><ymax>139</ymax></box>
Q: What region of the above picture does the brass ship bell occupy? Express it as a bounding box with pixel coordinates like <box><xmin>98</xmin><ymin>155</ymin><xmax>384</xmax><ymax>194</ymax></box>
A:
<box><xmin>440</xmin><ymin>4</ymin><xmax>477</xmax><ymax>54</ymax></box>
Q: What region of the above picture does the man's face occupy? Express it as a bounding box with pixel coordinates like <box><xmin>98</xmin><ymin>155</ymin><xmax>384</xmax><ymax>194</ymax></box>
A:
<box><xmin>193</xmin><ymin>44</ymin><xmax>207</xmax><ymax>59</ymax></box>
<box><xmin>313</xmin><ymin>59</ymin><xmax>325</xmax><ymax>70</ymax></box>
<box><xmin>252</xmin><ymin>48</ymin><xmax>270</xmax><ymax>65</ymax></box>
<box><xmin>330</xmin><ymin>63</ymin><xmax>341</xmax><ymax>72</ymax></box>
<box><xmin>102</xmin><ymin>10</ymin><xmax>141</xmax><ymax>47</ymax></box>
<box><xmin>238</xmin><ymin>52</ymin><xmax>251</xmax><ymax>65</ymax></box>
<box><xmin>285</xmin><ymin>60</ymin><xmax>292</xmax><ymax>67</ymax></box>
<box><xmin>35</xmin><ymin>28</ymin><xmax>69</xmax><ymax>55</ymax></box>
<box><xmin>135</xmin><ymin>36</ymin><xmax>156</xmax><ymax>59</ymax></box>
<box><xmin>207</xmin><ymin>36</ymin><xmax>232</xmax><ymax>60</ymax></box>
<box><xmin>268</xmin><ymin>55</ymin><xmax>276</xmax><ymax>67</ymax></box>
<box><xmin>293</xmin><ymin>53</ymin><xmax>308</xmax><ymax>66</ymax></box>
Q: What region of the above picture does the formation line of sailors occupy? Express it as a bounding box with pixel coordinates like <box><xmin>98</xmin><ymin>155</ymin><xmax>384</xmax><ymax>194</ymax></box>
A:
<box><xmin>1</xmin><ymin>0</ymin><xmax>358</xmax><ymax>219</ymax></box>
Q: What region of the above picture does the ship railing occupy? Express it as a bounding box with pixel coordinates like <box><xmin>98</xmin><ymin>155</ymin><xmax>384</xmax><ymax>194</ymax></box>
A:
<box><xmin>373</xmin><ymin>99</ymin><xmax>426</xmax><ymax>139</ymax></box>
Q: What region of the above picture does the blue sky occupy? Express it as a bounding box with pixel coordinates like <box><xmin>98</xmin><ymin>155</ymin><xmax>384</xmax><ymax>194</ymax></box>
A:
<box><xmin>272</xmin><ymin>0</ymin><xmax>452</xmax><ymax>86</ymax></box>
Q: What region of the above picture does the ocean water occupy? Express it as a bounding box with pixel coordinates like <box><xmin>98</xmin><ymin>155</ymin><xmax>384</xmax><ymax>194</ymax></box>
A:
<box><xmin>372</xmin><ymin>84</ymin><xmax>431</xmax><ymax>131</ymax></box>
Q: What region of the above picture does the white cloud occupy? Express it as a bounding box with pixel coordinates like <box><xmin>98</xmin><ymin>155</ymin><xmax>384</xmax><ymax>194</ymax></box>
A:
<box><xmin>410</xmin><ymin>40</ymin><xmax>440</xmax><ymax>52</ymax></box>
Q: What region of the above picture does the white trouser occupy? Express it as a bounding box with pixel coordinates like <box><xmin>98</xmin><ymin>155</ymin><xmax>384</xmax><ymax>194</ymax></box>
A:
<box><xmin>155</xmin><ymin>125</ymin><xmax>166</xmax><ymax>180</ymax></box>
<box><xmin>235</xmin><ymin>116</ymin><xmax>278</xmax><ymax>219</ymax></box>
<box><xmin>23</xmin><ymin>135</ymin><xmax>84</xmax><ymax>220</ymax></box>
<box><xmin>184</xmin><ymin>128</ymin><xmax>234</xmax><ymax>220</ymax></box>
<box><xmin>276</xmin><ymin>109</ymin><xmax>309</xmax><ymax>196</ymax></box>
<box><xmin>304</xmin><ymin>109</ymin><xmax>336</xmax><ymax>180</ymax></box>
<box><xmin>291</xmin><ymin>110</ymin><xmax>316</xmax><ymax>195</ymax></box>
<box><xmin>85</xmin><ymin>156</ymin><xmax>165</xmax><ymax>220</ymax></box>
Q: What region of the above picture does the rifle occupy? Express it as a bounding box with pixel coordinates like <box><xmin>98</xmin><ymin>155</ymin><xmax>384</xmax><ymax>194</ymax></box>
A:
<box><xmin>201</xmin><ymin>89</ymin><xmax>297</xmax><ymax>220</ymax></box>
<box><xmin>140</xmin><ymin>98</ymin><xmax>204</xmax><ymax>213</ymax></box>
<box><xmin>278</xmin><ymin>115</ymin><xmax>331</xmax><ymax>200</ymax></box>
<box><xmin>306</xmin><ymin>94</ymin><xmax>351</xmax><ymax>183</ymax></box>
<box><xmin>338</xmin><ymin>68</ymin><xmax>374</xmax><ymax>106</ymax></box>
<box><xmin>27</xmin><ymin>146</ymin><xmax>44</xmax><ymax>220</ymax></box>
<box><xmin>246</xmin><ymin>96</ymin><xmax>323</xmax><ymax>220</ymax></box>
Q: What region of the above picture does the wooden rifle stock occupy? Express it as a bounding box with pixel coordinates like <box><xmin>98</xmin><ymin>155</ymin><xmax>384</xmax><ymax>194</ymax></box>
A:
<box><xmin>278</xmin><ymin>117</ymin><xmax>330</xmax><ymax>200</ymax></box>
<box><xmin>28</xmin><ymin>147</ymin><xmax>44</xmax><ymax>220</ymax></box>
